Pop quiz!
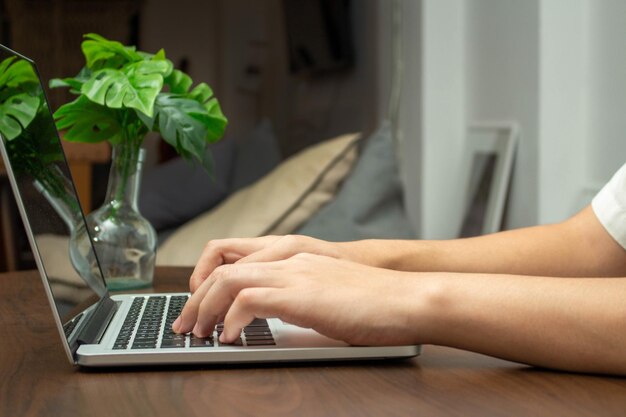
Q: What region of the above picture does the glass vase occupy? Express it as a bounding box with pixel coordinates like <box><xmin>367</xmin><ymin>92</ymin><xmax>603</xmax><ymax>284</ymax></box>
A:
<box><xmin>83</xmin><ymin>141</ymin><xmax>157</xmax><ymax>290</ymax></box>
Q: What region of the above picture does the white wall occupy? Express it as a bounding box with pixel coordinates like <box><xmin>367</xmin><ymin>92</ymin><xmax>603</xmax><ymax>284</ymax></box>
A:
<box><xmin>399</xmin><ymin>0</ymin><xmax>626</xmax><ymax>239</ymax></box>
<box><xmin>586</xmin><ymin>1</ymin><xmax>626</xmax><ymax>188</ymax></box>
<box><xmin>465</xmin><ymin>0</ymin><xmax>540</xmax><ymax>229</ymax></box>
<box><xmin>537</xmin><ymin>0</ymin><xmax>588</xmax><ymax>223</ymax></box>
<box><xmin>466</xmin><ymin>0</ymin><xmax>626</xmax><ymax>227</ymax></box>
<box><xmin>417</xmin><ymin>0</ymin><xmax>467</xmax><ymax>239</ymax></box>
<box><xmin>466</xmin><ymin>0</ymin><xmax>588</xmax><ymax>227</ymax></box>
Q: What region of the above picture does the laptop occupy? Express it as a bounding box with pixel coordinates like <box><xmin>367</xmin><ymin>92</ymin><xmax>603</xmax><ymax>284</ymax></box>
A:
<box><xmin>0</xmin><ymin>44</ymin><xmax>420</xmax><ymax>367</ymax></box>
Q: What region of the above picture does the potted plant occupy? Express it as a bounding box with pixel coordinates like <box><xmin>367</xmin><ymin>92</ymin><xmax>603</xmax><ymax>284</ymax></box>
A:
<box><xmin>50</xmin><ymin>33</ymin><xmax>228</xmax><ymax>290</ymax></box>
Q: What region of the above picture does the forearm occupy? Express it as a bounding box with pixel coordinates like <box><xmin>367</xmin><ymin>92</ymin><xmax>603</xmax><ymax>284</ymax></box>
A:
<box><xmin>343</xmin><ymin>206</ymin><xmax>626</xmax><ymax>277</ymax></box>
<box><xmin>413</xmin><ymin>272</ymin><xmax>626</xmax><ymax>375</ymax></box>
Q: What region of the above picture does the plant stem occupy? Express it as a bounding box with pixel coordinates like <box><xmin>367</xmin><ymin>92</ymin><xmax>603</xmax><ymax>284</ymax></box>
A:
<box><xmin>108</xmin><ymin>116</ymin><xmax>146</xmax><ymax>220</ymax></box>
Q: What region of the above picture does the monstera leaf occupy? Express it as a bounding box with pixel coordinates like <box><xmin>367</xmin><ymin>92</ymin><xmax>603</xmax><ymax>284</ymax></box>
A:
<box><xmin>164</xmin><ymin>69</ymin><xmax>193</xmax><ymax>94</ymax></box>
<box><xmin>50</xmin><ymin>33</ymin><xmax>228</xmax><ymax>177</ymax></box>
<box><xmin>0</xmin><ymin>57</ymin><xmax>39</xmax><ymax>91</ymax></box>
<box><xmin>48</xmin><ymin>66</ymin><xmax>92</xmax><ymax>94</ymax></box>
<box><xmin>54</xmin><ymin>95</ymin><xmax>126</xmax><ymax>144</ymax></box>
<box><xmin>185</xmin><ymin>83</ymin><xmax>228</xmax><ymax>142</ymax></box>
<box><xmin>81</xmin><ymin>59</ymin><xmax>172</xmax><ymax>117</ymax></box>
<box><xmin>81</xmin><ymin>33</ymin><xmax>143</xmax><ymax>70</ymax></box>
<box><xmin>137</xmin><ymin>93</ymin><xmax>210</xmax><ymax>165</ymax></box>
<box><xmin>0</xmin><ymin>93</ymin><xmax>40</xmax><ymax>140</ymax></box>
<box><xmin>0</xmin><ymin>56</ymin><xmax>41</xmax><ymax>140</ymax></box>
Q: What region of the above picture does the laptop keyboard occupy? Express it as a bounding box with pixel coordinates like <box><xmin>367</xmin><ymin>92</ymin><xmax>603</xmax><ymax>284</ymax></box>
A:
<box><xmin>112</xmin><ymin>295</ymin><xmax>276</xmax><ymax>350</ymax></box>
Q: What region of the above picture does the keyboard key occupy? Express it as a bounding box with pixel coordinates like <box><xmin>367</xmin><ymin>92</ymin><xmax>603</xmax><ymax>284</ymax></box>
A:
<box><xmin>190</xmin><ymin>338</ymin><xmax>214</xmax><ymax>348</ymax></box>
<box><xmin>246</xmin><ymin>340</ymin><xmax>276</xmax><ymax>346</ymax></box>
<box><xmin>245</xmin><ymin>335</ymin><xmax>275</xmax><ymax>341</ymax></box>
<box><xmin>220</xmin><ymin>337</ymin><xmax>243</xmax><ymax>346</ymax></box>
<box><xmin>160</xmin><ymin>340</ymin><xmax>186</xmax><ymax>348</ymax></box>
<box><xmin>243</xmin><ymin>330</ymin><xmax>272</xmax><ymax>337</ymax></box>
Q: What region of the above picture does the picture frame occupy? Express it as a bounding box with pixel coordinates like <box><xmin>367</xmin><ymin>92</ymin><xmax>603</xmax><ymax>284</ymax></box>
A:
<box><xmin>459</xmin><ymin>122</ymin><xmax>518</xmax><ymax>237</ymax></box>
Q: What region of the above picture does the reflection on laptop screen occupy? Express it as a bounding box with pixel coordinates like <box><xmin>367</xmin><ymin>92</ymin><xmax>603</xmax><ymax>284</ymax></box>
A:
<box><xmin>0</xmin><ymin>45</ymin><xmax>107</xmax><ymax>331</ymax></box>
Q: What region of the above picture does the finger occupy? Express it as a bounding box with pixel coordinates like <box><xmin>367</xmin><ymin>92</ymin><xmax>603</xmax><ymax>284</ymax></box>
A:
<box><xmin>192</xmin><ymin>262</ymin><xmax>289</xmax><ymax>337</ymax></box>
<box><xmin>189</xmin><ymin>237</ymin><xmax>280</xmax><ymax>292</ymax></box>
<box><xmin>174</xmin><ymin>270</ymin><xmax>217</xmax><ymax>333</ymax></box>
<box><xmin>236</xmin><ymin>235</ymin><xmax>319</xmax><ymax>265</ymax></box>
<box><xmin>192</xmin><ymin>274</ymin><xmax>240</xmax><ymax>337</ymax></box>
<box><xmin>220</xmin><ymin>287</ymin><xmax>288</xmax><ymax>343</ymax></box>
<box><xmin>182</xmin><ymin>262</ymin><xmax>286</xmax><ymax>335</ymax></box>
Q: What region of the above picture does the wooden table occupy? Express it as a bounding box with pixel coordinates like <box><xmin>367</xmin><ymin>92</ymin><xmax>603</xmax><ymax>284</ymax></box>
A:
<box><xmin>2</xmin><ymin>267</ymin><xmax>626</xmax><ymax>417</ymax></box>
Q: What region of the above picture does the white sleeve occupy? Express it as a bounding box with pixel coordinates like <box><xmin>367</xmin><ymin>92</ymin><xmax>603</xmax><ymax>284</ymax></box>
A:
<box><xmin>591</xmin><ymin>163</ymin><xmax>626</xmax><ymax>250</ymax></box>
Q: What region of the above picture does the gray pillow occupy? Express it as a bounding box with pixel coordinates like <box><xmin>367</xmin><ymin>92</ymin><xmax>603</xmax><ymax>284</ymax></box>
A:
<box><xmin>296</xmin><ymin>122</ymin><xmax>415</xmax><ymax>241</ymax></box>
<box><xmin>230</xmin><ymin>119</ymin><xmax>282</xmax><ymax>192</ymax></box>
<box><xmin>139</xmin><ymin>138</ymin><xmax>235</xmax><ymax>231</ymax></box>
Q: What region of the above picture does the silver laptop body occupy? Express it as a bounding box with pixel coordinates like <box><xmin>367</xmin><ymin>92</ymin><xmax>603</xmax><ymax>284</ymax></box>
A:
<box><xmin>0</xmin><ymin>44</ymin><xmax>420</xmax><ymax>367</ymax></box>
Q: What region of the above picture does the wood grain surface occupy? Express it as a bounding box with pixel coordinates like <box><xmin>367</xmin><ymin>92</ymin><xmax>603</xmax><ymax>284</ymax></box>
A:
<box><xmin>1</xmin><ymin>267</ymin><xmax>625</xmax><ymax>417</ymax></box>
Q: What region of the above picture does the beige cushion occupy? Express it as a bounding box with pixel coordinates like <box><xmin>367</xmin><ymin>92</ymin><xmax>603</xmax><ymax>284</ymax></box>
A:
<box><xmin>157</xmin><ymin>133</ymin><xmax>361</xmax><ymax>266</ymax></box>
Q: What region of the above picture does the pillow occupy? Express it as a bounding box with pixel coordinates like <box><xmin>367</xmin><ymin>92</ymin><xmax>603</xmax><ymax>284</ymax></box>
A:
<box><xmin>296</xmin><ymin>122</ymin><xmax>415</xmax><ymax>241</ymax></box>
<box><xmin>139</xmin><ymin>138</ymin><xmax>235</xmax><ymax>231</ymax></box>
<box><xmin>157</xmin><ymin>133</ymin><xmax>361</xmax><ymax>266</ymax></box>
<box><xmin>230</xmin><ymin>119</ymin><xmax>282</xmax><ymax>192</ymax></box>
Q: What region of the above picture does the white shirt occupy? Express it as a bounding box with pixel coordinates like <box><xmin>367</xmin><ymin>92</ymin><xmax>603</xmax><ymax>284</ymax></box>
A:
<box><xmin>592</xmin><ymin>163</ymin><xmax>626</xmax><ymax>250</ymax></box>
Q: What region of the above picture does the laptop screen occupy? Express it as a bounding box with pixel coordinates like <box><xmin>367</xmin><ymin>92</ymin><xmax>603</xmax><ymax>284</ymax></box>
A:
<box><xmin>0</xmin><ymin>45</ymin><xmax>108</xmax><ymax>336</ymax></box>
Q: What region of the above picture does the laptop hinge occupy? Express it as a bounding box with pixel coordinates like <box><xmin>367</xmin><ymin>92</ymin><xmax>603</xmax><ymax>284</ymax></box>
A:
<box><xmin>76</xmin><ymin>296</ymin><xmax>118</xmax><ymax>346</ymax></box>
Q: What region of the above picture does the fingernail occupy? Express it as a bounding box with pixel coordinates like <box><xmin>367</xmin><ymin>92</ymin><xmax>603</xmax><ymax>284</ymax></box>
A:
<box><xmin>172</xmin><ymin>317</ymin><xmax>181</xmax><ymax>333</ymax></box>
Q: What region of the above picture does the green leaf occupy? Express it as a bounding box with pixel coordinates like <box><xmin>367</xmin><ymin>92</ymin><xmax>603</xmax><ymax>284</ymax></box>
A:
<box><xmin>81</xmin><ymin>33</ymin><xmax>142</xmax><ymax>70</ymax></box>
<box><xmin>164</xmin><ymin>69</ymin><xmax>193</xmax><ymax>94</ymax></box>
<box><xmin>49</xmin><ymin>78</ymin><xmax>75</xmax><ymax>89</ymax></box>
<box><xmin>0</xmin><ymin>57</ymin><xmax>39</xmax><ymax>90</ymax></box>
<box><xmin>0</xmin><ymin>56</ymin><xmax>15</xmax><ymax>78</ymax></box>
<box><xmin>151</xmin><ymin>48</ymin><xmax>167</xmax><ymax>61</ymax></box>
<box><xmin>0</xmin><ymin>93</ymin><xmax>40</xmax><ymax>140</ymax></box>
<box><xmin>188</xmin><ymin>82</ymin><xmax>213</xmax><ymax>103</ymax></box>
<box><xmin>53</xmin><ymin>95</ymin><xmax>126</xmax><ymax>143</ymax></box>
<box><xmin>151</xmin><ymin>93</ymin><xmax>209</xmax><ymax>161</ymax></box>
<box><xmin>189</xmin><ymin>98</ymin><xmax>228</xmax><ymax>143</ymax></box>
<box><xmin>81</xmin><ymin>60</ymin><xmax>170</xmax><ymax>116</ymax></box>
<box><xmin>0</xmin><ymin>113</ymin><xmax>21</xmax><ymax>140</ymax></box>
<box><xmin>49</xmin><ymin>66</ymin><xmax>92</xmax><ymax>92</ymax></box>
<box><xmin>135</xmin><ymin>108</ymin><xmax>155</xmax><ymax>130</ymax></box>
<box><xmin>185</xmin><ymin>82</ymin><xmax>227</xmax><ymax>143</ymax></box>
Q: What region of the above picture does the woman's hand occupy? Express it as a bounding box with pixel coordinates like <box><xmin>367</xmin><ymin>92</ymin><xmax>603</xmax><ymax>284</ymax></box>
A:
<box><xmin>175</xmin><ymin>253</ymin><xmax>428</xmax><ymax>347</ymax></box>
<box><xmin>188</xmin><ymin>235</ymin><xmax>388</xmax><ymax>293</ymax></box>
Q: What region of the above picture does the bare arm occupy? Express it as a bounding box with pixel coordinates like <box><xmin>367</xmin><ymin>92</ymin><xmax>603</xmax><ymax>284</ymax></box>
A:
<box><xmin>421</xmin><ymin>272</ymin><xmax>626</xmax><ymax>375</ymax></box>
<box><xmin>188</xmin><ymin>205</ymin><xmax>626</xmax><ymax>293</ymax></box>
<box><xmin>363</xmin><ymin>205</ymin><xmax>626</xmax><ymax>277</ymax></box>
